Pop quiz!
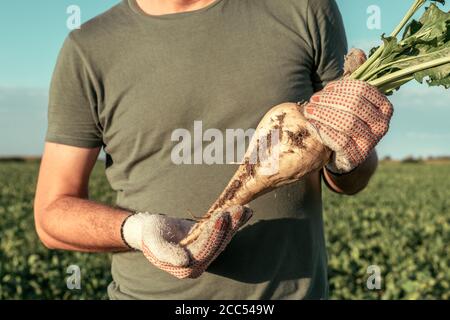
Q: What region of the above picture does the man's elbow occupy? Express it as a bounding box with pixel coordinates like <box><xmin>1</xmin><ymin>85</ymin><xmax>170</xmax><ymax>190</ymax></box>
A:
<box><xmin>342</xmin><ymin>181</ymin><xmax>369</xmax><ymax>196</ymax></box>
<box><xmin>33</xmin><ymin>204</ymin><xmax>60</xmax><ymax>250</ymax></box>
<box><xmin>36</xmin><ymin>228</ymin><xmax>59</xmax><ymax>250</ymax></box>
<box><xmin>326</xmin><ymin>179</ymin><xmax>369</xmax><ymax>196</ymax></box>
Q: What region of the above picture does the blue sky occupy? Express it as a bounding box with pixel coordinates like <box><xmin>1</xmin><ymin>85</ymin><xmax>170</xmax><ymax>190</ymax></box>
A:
<box><xmin>0</xmin><ymin>0</ymin><xmax>449</xmax><ymax>158</ymax></box>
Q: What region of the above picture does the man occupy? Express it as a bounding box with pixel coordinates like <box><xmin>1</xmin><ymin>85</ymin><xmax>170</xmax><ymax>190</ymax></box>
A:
<box><xmin>34</xmin><ymin>0</ymin><xmax>392</xmax><ymax>299</ymax></box>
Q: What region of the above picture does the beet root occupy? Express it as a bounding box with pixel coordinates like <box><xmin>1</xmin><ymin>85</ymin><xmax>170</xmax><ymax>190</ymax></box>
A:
<box><xmin>180</xmin><ymin>102</ymin><xmax>331</xmax><ymax>246</ymax></box>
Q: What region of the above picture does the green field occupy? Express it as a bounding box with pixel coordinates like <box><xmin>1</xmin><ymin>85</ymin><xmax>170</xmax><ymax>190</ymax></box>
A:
<box><xmin>0</xmin><ymin>160</ymin><xmax>448</xmax><ymax>299</ymax></box>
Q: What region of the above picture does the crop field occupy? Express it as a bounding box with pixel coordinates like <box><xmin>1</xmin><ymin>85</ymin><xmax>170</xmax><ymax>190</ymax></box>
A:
<box><xmin>0</xmin><ymin>160</ymin><xmax>448</xmax><ymax>299</ymax></box>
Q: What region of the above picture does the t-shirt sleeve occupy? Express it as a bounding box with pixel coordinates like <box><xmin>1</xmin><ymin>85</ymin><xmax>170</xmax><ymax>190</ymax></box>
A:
<box><xmin>307</xmin><ymin>0</ymin><xmax>348</xmax><ymax>91</ymax></box>
<box><xmin>46</xmin><ymin>33</ymin><xmax>103</xmax><ymax>148</ymax></box>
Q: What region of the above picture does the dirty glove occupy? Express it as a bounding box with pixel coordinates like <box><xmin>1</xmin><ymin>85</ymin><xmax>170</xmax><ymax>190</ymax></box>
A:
<box><xmin>304</xmin><ymin>79</ymin><xmax>393</xmax><ymax>173</ymax></box>
<box><xmin>121</xmin><ymin>205</ymin><xmax>252</xmax><ymax>279</ymax></box>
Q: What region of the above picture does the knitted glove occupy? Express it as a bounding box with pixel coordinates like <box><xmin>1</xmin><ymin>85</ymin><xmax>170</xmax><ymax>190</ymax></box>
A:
<box><xmin>303</xmin><ymin>79</ymin><xmax>393</xmax><ymax>173</ymax></box>
<box><xmin>122</xmin><ymin>205</ymin><xmax>252</xmax><ymax>279</ymax></box>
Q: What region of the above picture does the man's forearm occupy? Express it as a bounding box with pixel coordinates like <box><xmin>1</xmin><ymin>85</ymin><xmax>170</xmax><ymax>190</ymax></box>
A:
<box><xmin>323</xmin><ymin>150</ymin><xmax>378</xmax><ymax>195</ymax></box>
<box><xmin>35</xmin><ymin>196</ymin><xmax>131</xmax><ymax>252</ymax></box>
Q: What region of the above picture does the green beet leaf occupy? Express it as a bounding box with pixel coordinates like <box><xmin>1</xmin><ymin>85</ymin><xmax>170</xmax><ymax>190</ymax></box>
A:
<box><xmin>351</xmin><ymin>1</ymin><xmax>450</xmax><ymax>94</ymax></box>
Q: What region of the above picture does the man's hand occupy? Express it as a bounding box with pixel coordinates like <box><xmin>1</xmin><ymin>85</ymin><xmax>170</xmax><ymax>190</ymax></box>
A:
<box><xmin>304</xmin><ymin>79</ymin><xmax>393</xmax><ymax>173</ymax></box>
<box><xmin>122</xmin><ymin>205</ymin><xmax>252</xmax><ymax>279</ymax></box>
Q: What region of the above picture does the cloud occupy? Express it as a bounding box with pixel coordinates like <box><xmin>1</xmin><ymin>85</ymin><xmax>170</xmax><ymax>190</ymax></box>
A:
<box><xmin>0</xmin><ymin>87</ymin><xmax>48</xmax><ymax>156</ymax></box>
<box><xmin>389</xmin><ymin>83</ymin><xmax>450</xmax><ymax>109</ymax></box>
<box><xmin>0</xmin><ymin>86</ymin><xmax>48</xmax><ymax>107</ymax></box>
<box><xmin>0</xmin><ymin>86</ymin><xmax>48</xmax><ymax>117</ymax></box>
<box><xmin>405</xmin><ymin>132</ymin><xmax>450</xmax><ymax>140</ymax></box>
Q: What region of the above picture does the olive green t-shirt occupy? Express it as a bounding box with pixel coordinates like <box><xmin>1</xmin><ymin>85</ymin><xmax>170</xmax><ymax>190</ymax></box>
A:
<box><xmin>46</xmin><ymin>0</ymin><xmax>347</xmax><ymax>299</ymax></box>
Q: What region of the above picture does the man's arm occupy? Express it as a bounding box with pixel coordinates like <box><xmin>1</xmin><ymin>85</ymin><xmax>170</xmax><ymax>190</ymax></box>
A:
<box><xmin>34</xmin><ymin>142</ymin><xmax>250</xmax><ymax>279</ymax></box>
<box><xmin>323</xmin><ymin>150</ymin><xmax>378</xmax><ymax>195</ymax></box>
<box><xmin>34</xmin><ymin>142</ymin><xmax>131</xmax><ymax>252</ymax></box>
